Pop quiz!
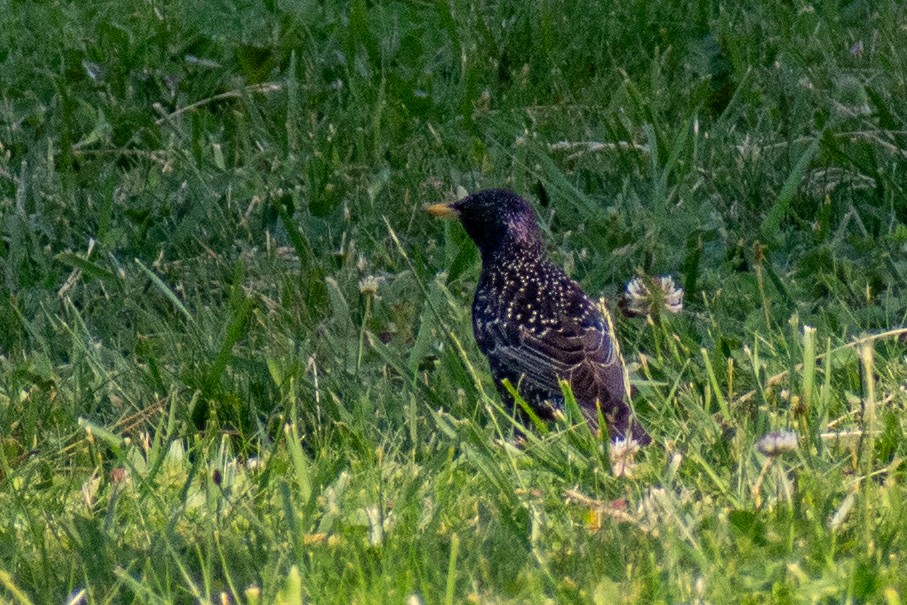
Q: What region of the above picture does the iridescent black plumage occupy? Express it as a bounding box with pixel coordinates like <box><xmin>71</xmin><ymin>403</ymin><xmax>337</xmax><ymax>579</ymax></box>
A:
<box><xmin>430</xmin><ymin>189</ymin><xmax>650</xmax><ymax>444</ymax></box>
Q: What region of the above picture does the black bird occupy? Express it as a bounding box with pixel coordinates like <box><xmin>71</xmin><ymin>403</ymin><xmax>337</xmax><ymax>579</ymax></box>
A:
<box><xmin>427</xmin><ymin>189</ymin><xmax>650</xmax><ymax>444</ymax></box>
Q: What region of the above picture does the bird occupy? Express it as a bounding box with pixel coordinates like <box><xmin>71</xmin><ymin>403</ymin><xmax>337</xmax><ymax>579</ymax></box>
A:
<box><xmin>426</xmin><ymin>188</ymin><xmax>650</xmax><ymax>444</ymax></box>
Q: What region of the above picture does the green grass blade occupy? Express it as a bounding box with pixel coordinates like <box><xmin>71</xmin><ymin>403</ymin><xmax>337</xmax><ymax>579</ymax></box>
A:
<box><xmin>55</xmin><ymin>252</ymin><xmax>118</xmax><ymax>283</ymax></box>
<box><xmin>760</xmin><ymin>137</ymin><xmax>822</xmax><ymax>241</ymax></box>
<box><xmin>204</xmin><ymin>294</ymin><xmax>254</xmax><ymax>388</ymax></box>
<box><xmin>0</xmin><ymin>570</ymin><xmax>36</xmax><ymax>605</ymax></box>
<box><xmin>134</xmin><ymin>259</ymin><xmax>193</xmax><ymax>323</ymax></box>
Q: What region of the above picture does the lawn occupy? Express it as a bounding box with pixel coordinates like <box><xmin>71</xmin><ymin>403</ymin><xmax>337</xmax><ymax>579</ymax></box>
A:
<box><xmin>1</xmin><ymin>1</ymin><xmax>906</xmax><ymax>603</ymax></box>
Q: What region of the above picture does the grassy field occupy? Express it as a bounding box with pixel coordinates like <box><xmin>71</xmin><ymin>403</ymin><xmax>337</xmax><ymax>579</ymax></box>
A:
<box><xmin>1</xmin><ymin>0</ymin><xmax>907</xmax><ymax>602</ymax></box>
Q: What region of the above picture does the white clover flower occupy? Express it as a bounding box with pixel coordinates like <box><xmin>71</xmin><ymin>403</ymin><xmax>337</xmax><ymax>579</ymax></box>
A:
<box><xmin>358</xmin><ymin>275</ymin><xmax>381</xmax><ymax>296</ymax></box>
<box><xmin>619</xmin><ymin>275</ymin><xmax>684</xmax><ymax>318</ymax></box>
<box><xmin>756</xmin><ymin>430</ymin><xmax>799</xmax><ymax>457</ymax></box>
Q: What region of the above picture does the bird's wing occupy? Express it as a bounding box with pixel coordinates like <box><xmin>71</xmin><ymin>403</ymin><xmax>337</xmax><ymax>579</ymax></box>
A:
<box><xmin>480</xmin><ymin>303</ymin><xmax>624</xmax><ymax>404</ymax></box>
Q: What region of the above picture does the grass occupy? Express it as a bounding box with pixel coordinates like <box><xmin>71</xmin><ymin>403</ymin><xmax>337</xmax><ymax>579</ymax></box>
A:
<box><xmin>1</xmin><ymin>0</ymin><xmax>907</xmax><ymax>602</ymax></box>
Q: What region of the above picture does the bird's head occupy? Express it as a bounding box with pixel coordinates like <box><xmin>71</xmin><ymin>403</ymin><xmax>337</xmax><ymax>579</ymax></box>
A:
<box><xmin>426</xmin><ymin>189</ymin><xmax>543</xmax><ymax>259</ymax></box>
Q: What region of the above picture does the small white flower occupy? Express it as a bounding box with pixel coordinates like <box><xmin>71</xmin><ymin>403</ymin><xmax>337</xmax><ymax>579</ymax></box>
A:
<box><xmin>358</xmin><ymin>275</ymin><xmax>381</xmax><ymax>296</ymax></box>
<box><xmin>620</xmin><ymin>275</ymin><xmax>684</xmax><ymax>318</ymax></box>
<box><xmin>756</xmin><ymin>430</ymin><xmax>799</xmax><ymax>457</ymax></box>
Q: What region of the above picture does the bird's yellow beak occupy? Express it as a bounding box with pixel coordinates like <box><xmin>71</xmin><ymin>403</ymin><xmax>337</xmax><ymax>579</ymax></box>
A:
<box><xmin>424</xmin><ymin>202</ymin><xmax>459</xmax><ymax>218</ymax></box>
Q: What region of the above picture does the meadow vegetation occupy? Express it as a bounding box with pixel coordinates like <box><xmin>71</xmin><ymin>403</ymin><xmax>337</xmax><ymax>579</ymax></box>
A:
<box><xmin>1</xmin><ymin>0</ymin><xmax>906</xmax><ymax>602</ymax></box>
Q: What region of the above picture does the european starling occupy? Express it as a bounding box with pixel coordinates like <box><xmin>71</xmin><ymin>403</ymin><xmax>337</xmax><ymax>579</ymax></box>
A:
<box><xmin>427</xmin><ymin>189</ymin><xmax>650</xmax><ymax>444</ymax></box>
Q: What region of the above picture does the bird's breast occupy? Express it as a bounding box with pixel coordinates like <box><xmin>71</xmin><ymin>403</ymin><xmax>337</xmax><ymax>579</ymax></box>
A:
<box><xmin>473</xmin><ymin>260</ymin><xmax>578</xmax><ymax>338</ymax></box>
